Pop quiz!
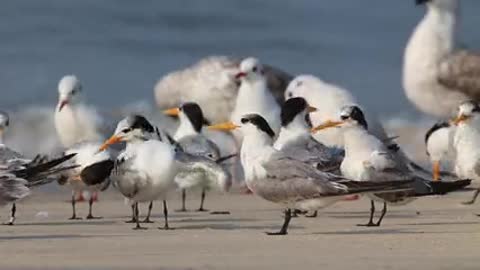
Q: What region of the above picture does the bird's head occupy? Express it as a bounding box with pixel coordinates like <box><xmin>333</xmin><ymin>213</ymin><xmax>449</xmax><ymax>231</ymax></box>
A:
<box><xmin>312</xmin><ymin>105</ymin><xmax>368</xmax><ymax>133</ymax></box>
<box><xmin>163</xmin><ymin>102</ymin><xmax>209</xmax><ymax>133</ymax></box>
<box><xmin>281</xmin><ymin>97</ymin><xmax>317</xmax><ymax>129</ymax></box>
<box><xmin>452</xmin><ymin>101</ymin><xmax>480</xmax><ymax>126</ymax></box>
<box><xmin>99</xmin><ymin>115</ymin><xmax>155</xmax><ymax>151</ymax></box>
<box><xmin>235</xmin><ymin>57</ymin><xmax>265</xmax><ymax>83</ymax></box>
<box><xmin>208</xmin><ymin>113</ymin><xmax>275</xmax><ymax>141</ymax></box>
<box><xmin>57</xmin><ymin>75</ymin><xmax>83</xmax><ymax>112</ymax></box>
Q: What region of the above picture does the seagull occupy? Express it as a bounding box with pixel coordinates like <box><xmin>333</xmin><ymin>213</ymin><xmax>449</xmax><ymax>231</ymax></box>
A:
<box><xmin>425</xmin><ymin>121</ymin><xmax>454</xmax><ymax>181</ymax></box>
<box><xmin>208</xmin><ymin>114</ymin><xmax>413</xmax><ymax>235</ymax></box>
<box><xmin>164</xmin><ymin>102</ymin><xmax>232</xmax><ymax>212</ymax></box>
<box><xmin>284</xmin><ymin>74</ymin><xmax>388</xmax><ymax>147</ymax></box>
<box><xmin>312</xmin><ymin>105</ymin><xmax>471</xmax><ymax>226</ymax></box>
<box><xmin>403</xmin><ymin>0</ymin><xmax>480</xmax><ymax>118</ymax></box>
<box><xmin>0</xmin><ymin>111</ymin><xmax>77</xmax><ymax>224</ymax></box>
<box><xmin>274</xmin><ymin>97</ymin><xmax>344</xmax><ymax>218</ymax></box>
<box><xmin>100</xmin><ymin>115</ymin><xmax>231</xmax><ymax>230</ymax></box>
<box><xmin>451</xmin><ymin>101</ymin><xmax>480</xmax><ymax>205</ymax></box>
<box><xmin>154</xmin><ymin>56</ymin><xmax>292</xmax><ymax>124</ymax></box>
<box><xmin>231</xmin><ymin>57</ymin><xmax>281</xmax><ymax>140</ymax></box>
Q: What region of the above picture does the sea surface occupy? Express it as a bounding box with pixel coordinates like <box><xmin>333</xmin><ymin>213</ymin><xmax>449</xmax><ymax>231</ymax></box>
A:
<box><xmin>0</xmin><ymin>0</ymin><xmax>479</xmax><ymax>155</ymax></box>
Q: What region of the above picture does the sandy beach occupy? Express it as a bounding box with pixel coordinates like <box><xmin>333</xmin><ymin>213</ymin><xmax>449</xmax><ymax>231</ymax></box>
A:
<box><xmin>0</xmin><ymin>189</ymin><xmax>479</xmax><ymax>270</ymax></box>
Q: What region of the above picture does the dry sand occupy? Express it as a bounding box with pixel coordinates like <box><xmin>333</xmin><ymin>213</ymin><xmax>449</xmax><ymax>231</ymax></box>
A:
<box><xmin>0</xmin><ymin>190</ymin><xmax>479</xmax><ymax>270</ymax></box>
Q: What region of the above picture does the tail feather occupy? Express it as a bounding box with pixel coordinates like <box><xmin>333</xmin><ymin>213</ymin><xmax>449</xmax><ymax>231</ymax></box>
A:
<box><xmin>415</xmin><ymin>179</ymin><xmax>472</xmax><ymax>196</ymax></box>
<box><xmin>216</xmin><ymin>153</ymin><xmax>237</xmax><ymax>164</ymax></box>
<box><xmin>338</xmin><ymin>179</ymin><xmax>414</xmax><ymax>195</ymax></box>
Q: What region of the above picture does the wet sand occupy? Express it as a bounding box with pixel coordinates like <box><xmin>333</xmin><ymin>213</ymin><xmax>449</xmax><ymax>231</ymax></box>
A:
<box><xmin>0</xmin><ymin>190</ymin><xmax>479</xmax><ymax>270</ymax></box>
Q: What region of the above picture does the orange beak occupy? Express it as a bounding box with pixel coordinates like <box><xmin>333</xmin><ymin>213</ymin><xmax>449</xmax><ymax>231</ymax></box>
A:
<box><xmin>307</xmin><ymin>106</ymin><xmax>318</xmax><ymax>113</ymax></box>
<box><xmin>99</xmin><ymin>135</ymin><xmax>123</xmax><ymax>152</ymax></box>
<box><xmin>452</xmin><ymin>114</ymin><xmax>469</xmax><ymax>125</ymax></box>
<box><xmin>163</xmin><ymin>107</ymin><xmax>180</xmax><ymax>117</ymax></box>
<box><xmin>208</xmin><ymin>121</ymin><xmax>240</xmax><ymax>131</ymax></box>
<box><xmin>311</xmin><ymin>120</ymin><xmax>344</xmax><ymax>133</ymax></box>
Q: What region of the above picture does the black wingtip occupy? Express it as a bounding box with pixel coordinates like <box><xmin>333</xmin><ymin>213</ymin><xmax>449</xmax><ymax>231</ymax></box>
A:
<box><xmin>80</xmin><ymin>160</ymin><xmax>115</xmax><ymax>186</ymax></box>
<box><xmin>429</xmin><ymin>179</ymin><xmax>472</xmax><ymax>195</ymax></box>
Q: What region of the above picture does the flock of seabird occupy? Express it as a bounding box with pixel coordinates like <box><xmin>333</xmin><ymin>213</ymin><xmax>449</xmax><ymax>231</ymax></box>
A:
<box><xmin>1</xmin><ymin>0</ymin><xmax>480</xmax><ymax>235</ymax></box>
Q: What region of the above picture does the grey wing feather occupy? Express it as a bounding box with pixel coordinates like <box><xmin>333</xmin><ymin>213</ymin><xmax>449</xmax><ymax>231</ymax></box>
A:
<box><xmin>0</xmin><ymin>173</ymin><xmax>30</xmax><ymax>206</ymax></box>
<box><xmin>178</xmin><ymin>135</ymin><xmax>221</xmax><ymax>160</ymax></box>
<box><xmin>280</xmin><ymin>137</ymin><xmax>343</xmax><ymax>173</ymax></box>
<box><xmin>438</xmin><ymin>50</ymin><xmax>480</xmax><ymax>100</ymax></box>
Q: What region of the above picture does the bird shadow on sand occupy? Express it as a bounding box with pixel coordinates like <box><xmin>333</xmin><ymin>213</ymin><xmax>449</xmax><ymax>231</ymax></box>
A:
<box><xmin>397</xmin><ymin>221</ymin><xmax>480</xmax><ymax>226</ymax></box>
<box><xmin>308</xmin><ymin>228</ymin><xmax>475</xmax><ymax>235</ymax></box>
<box><xmin>0</xmin><ymin>234</ymin><xmax>116</xmax><ymax>240</ymax></box>
<box><xmin>13</xmin><ymin>220</ymin><xmax>117</xmax><ymax>226</ymax></box>
<box><xmin>176</xmin><ymin>217</ymin><xmax>257</xmax><ymax>223</ymax></box>
<box><xmin>175</xmin><ymin>223</ymin><xmax>304</xmax><ymax>231</ymax></box>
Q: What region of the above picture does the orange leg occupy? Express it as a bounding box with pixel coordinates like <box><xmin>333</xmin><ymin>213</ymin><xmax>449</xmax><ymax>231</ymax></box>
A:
<box><xmin>433</xmin><ymin>161</ymin><xmax>440</xmax><ymax>181</ymax></box>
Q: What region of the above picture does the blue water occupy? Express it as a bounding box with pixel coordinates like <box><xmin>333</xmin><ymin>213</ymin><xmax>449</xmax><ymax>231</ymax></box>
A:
<box><xmin>1</xmin><ymin>0</ymin><xmax>480</xmax><ymax>118</ymax></box>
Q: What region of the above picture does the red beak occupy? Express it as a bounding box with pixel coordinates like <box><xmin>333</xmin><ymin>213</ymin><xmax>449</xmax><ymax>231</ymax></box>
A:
<box><xmin>58</xmin><ymin>100</ymin><xmax>68</xmax><ymax>112</ymax></box>
<box><xmin>235</xmin><ymin>72</ymin><xmax>247</xmax><ymax>79</ymax></box>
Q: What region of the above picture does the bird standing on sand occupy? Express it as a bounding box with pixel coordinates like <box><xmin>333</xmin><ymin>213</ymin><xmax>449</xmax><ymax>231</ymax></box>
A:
<box><xmin>209</xmin><ymin>114</ymin><xmax>412</xmax><ymax>235</ymax></box>
<box><xmin>451</xmin><ymin>101</ymin><xmax>480</xmax><ymax>205</ymax></box>
<box><xmin>312</xmin><ymin>105</ymin><xmax>471</xmax><ymax>226</ymax></box>
<box><xmin>0</xmin><ymin>111</ymin><xmax>77</xmax><ymax>224</ymax></box>
<box><xmin>164</xmin><ymin>102</ymin><xmax>223</xmax><ymax>212</ymax></box>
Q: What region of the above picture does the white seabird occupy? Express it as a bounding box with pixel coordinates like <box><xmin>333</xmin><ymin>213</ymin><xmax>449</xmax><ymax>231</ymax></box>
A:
<box><xmin>284</xmin><ymin>74</ymin><xmax>388</xmax><ymax>147</ymax></box>
<box><xmin>0</xmin><ymin>111</ymin><xmax>77</xmax><ymax>224</ymax></box>
<box><xmin>53</xmin><ymin>75</ymin><xmax>121</xmax><ymax>219</ymax></box>
<box><xmin>209</xmin><ymin>114</ymin><xmax>412</xmax><ymax>235</ymax></box>
<box><xmin>312</xmin><ymin>105</ymin><xmax>471</xmax><ymax>226</ymax></box>
<box><xmin>451</xmin><ymin>101</ymin><xmax>480</xmax><ymax>205</ymax></box>
<box><xmin>403</xmin><ymin>0</ymin><xmax>480</xmax><ymax>117</ymax></box>
<box><xmin>100</xmin><ymin>115</ymin><xmax>231</xmax><ymax>230</ymax></box>
<box><xmin>164</xmin><ymin>102</ymin><xmax>234</xmax><ymax>213</ymax></box>
<box><xmin>425</xmin><ymin>121</ymin><xmax>454</xmax><ymax>181</ymax></box>
<box><xmin>154</xmin><ymin>56</ymin><xmax>292</xmax><ymax>124</ymax></box>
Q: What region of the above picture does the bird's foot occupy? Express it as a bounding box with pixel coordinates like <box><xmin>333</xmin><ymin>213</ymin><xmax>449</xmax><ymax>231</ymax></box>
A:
<box><xmin>265</xmin><ymin>230</ymin><xmax>287</xmax><ymax>236</ymax></box>
<box><xmin>141</xmin><ymin>218</ymin><xmax>154</xmax><ymax>223</ymax></box>
<box><xmin>68</xmin><ymin>216</ymin><xmax>82</xmax><ymax>220</ymax></box>
<box><xmin>86</xmin><ymin>215</ymin><xmax>102</xmax><ymax>220</ymax></box>
<box><xmin>210</xmin><ymin>211</ymin><xmax>230</xmax><ymax>215</ymax></box>
<box><xmin>357</xmin><ymin>222</ymin><xmax>379</xmax><ymax>227</ymax></box>
<box><xmin>158</xmin><ymin>226</ymin><xmax>175</xmax><ymax>230</ymax></box>
<box><xmin>132</xmin><ymin>225</ymin><xmax>148</xmax><ymax>230</ymax></box>
<box><xmin>462</xmin><ymin>200</ymin><xmax>475</xmax><ymax>205</ymax></box>
<box><xmin>196</xmin><ymin>208</ymin><xmax>209</xmax><ymax>212</ymax></box>
<box><xmin>125</xmin><ymin>218</ymin><xmax>137</xmax><ymax>223</ymax></box>
<box><xmin>2</xmin><ymin>221</ymin><xmax>14</xmax><ymax>226</ymax></box>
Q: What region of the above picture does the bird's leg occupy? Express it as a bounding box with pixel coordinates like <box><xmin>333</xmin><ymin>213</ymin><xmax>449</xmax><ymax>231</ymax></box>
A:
<box><xmin>176</xmin><ymin>189</ymin><xmax>188</xmax><ymax>212</ymax></box>
<box><xmin>375</xmin><ymin>202</ymin><xmax>388</xmax><ymax>226</ymax></box>
<box><xmin>69</xmin><ymin>191</ymin><xmax>81</xmax><ymax>220</ymax></box>
<box><xmin>196</xmin><ymin>189</ymin><xmax>209</xmax><ymax>212</ymax></box>
<box><xmin>3</xmin><ymin>203</ymin><xmax>16</xmax><ymax>225</ymax></box>
<box><xmin>133</xmin><ymin>203</ymin><xmax>147</xmax><ymax>230</ymax></box>
<box><xmin>432</xmin><ymin>161</ymin><xmax>441</xmax><ymax>181</ymax></box>
<box><xmin>462</xmin><ymin>189</ymin><xmax>479</xmax><ymax>205</ymax></box>
<box><xmin>266</xmin><ymin>208</ymin><xmax>292</xmax><ymax>235</ymax></box>
<box><xmin>305</xmin><ymin>210</ymin><xmax>318</xmax><ymax>218</ymax></box>
<box><xmin>357</xmin><ymin>200</ymin><xmax>376</xmax><ymax>226</ymax></box>
<box><xmin>86</xmin><ymin>194</ymin><xmax>102</xmax><ymax>219</ymax></box>
<box><xmin>142</xmin><ymin>201</ymin><xmax>154</xmax><ymax>223</ymax></box>
<box><xmin>159</xmin><ymin>200</ymin><xmax>174</xmax><ymax>230</ymax></box>
<box><xmin>125</xmin><ymin>204</ymin><xmax>137</xmax><ymax>223</ymax></box>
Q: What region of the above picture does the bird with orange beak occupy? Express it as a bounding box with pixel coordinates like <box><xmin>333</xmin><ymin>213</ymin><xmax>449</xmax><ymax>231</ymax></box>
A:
<box><xmin>452</xmin><ymin>101</ymin><xmax>480</xmax><ymax>205</ymax></box>
<box><xmin>163</xmin><ymin>102</ymin><xmax>231</xmax><ymax>213</ymax></box>
<box><xmin>312</xmin><ymin>105</ymin><xmax>471</xmax><ymax>227</ymax></box>
<box><xmin>208</xmin><ymin>113</ymin><xmax>415</xmax><ymax>235</ymax></box>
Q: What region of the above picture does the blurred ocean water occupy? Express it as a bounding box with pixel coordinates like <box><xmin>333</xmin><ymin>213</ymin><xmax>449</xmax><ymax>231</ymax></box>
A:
<box><xmin>1</xmin><ymin>0</ymin><xmax>480</xmax><ymax>156</ymax></box>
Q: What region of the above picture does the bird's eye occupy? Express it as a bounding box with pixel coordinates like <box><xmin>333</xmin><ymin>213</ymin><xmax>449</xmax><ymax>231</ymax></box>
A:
<box><xmin>252</xmin><ymin>66</ymin><xmax>257</xmax><ymax>72</ymax></box>
<box><xmin>241</xmin><ymin>118</ymin><xmax>249</xmax><ymax>124</ymax></box>
<box><xmin>287</xmin><ymin>92</ymin><xmax>293</xmax><ymax>98</ymax></box>
<box><xmin>340</xmin><ymin>115</ymin><xmax>348</xmax><ymax>120</ymax></box>
<box><xmin>71</xmin><ymin>90</ymin><xmax>76</xmax><ymax>95</ymax></box>
<box><xmin>122</xmin><ymin>128</ymin><xmax>132</xmax><ymax>133</ymax></box>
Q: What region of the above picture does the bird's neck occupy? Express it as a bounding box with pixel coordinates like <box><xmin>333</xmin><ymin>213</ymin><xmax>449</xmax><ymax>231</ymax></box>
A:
<box><xmin>342</xmin><ymin>126</ymin><xmax>380</xmax><ymax>155</ymax></box>
<box><xmin>174</xmin><ymin>120</ymin><xmax>199</xmax><ymax>140</ymax></box>
<box><xmin>236</xmin><ymin>79</ymin><xmax>269</xmax><ymax>106</ymax></box>
<box><xmin>241</xmin><ymin>133</ymin><xmax>274</xmax><ymax>160</ymax></box>
<box><xmin>275</xmin><ymin>123</ymin><xmax>309</xmax><ymax>150</ymax></box>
